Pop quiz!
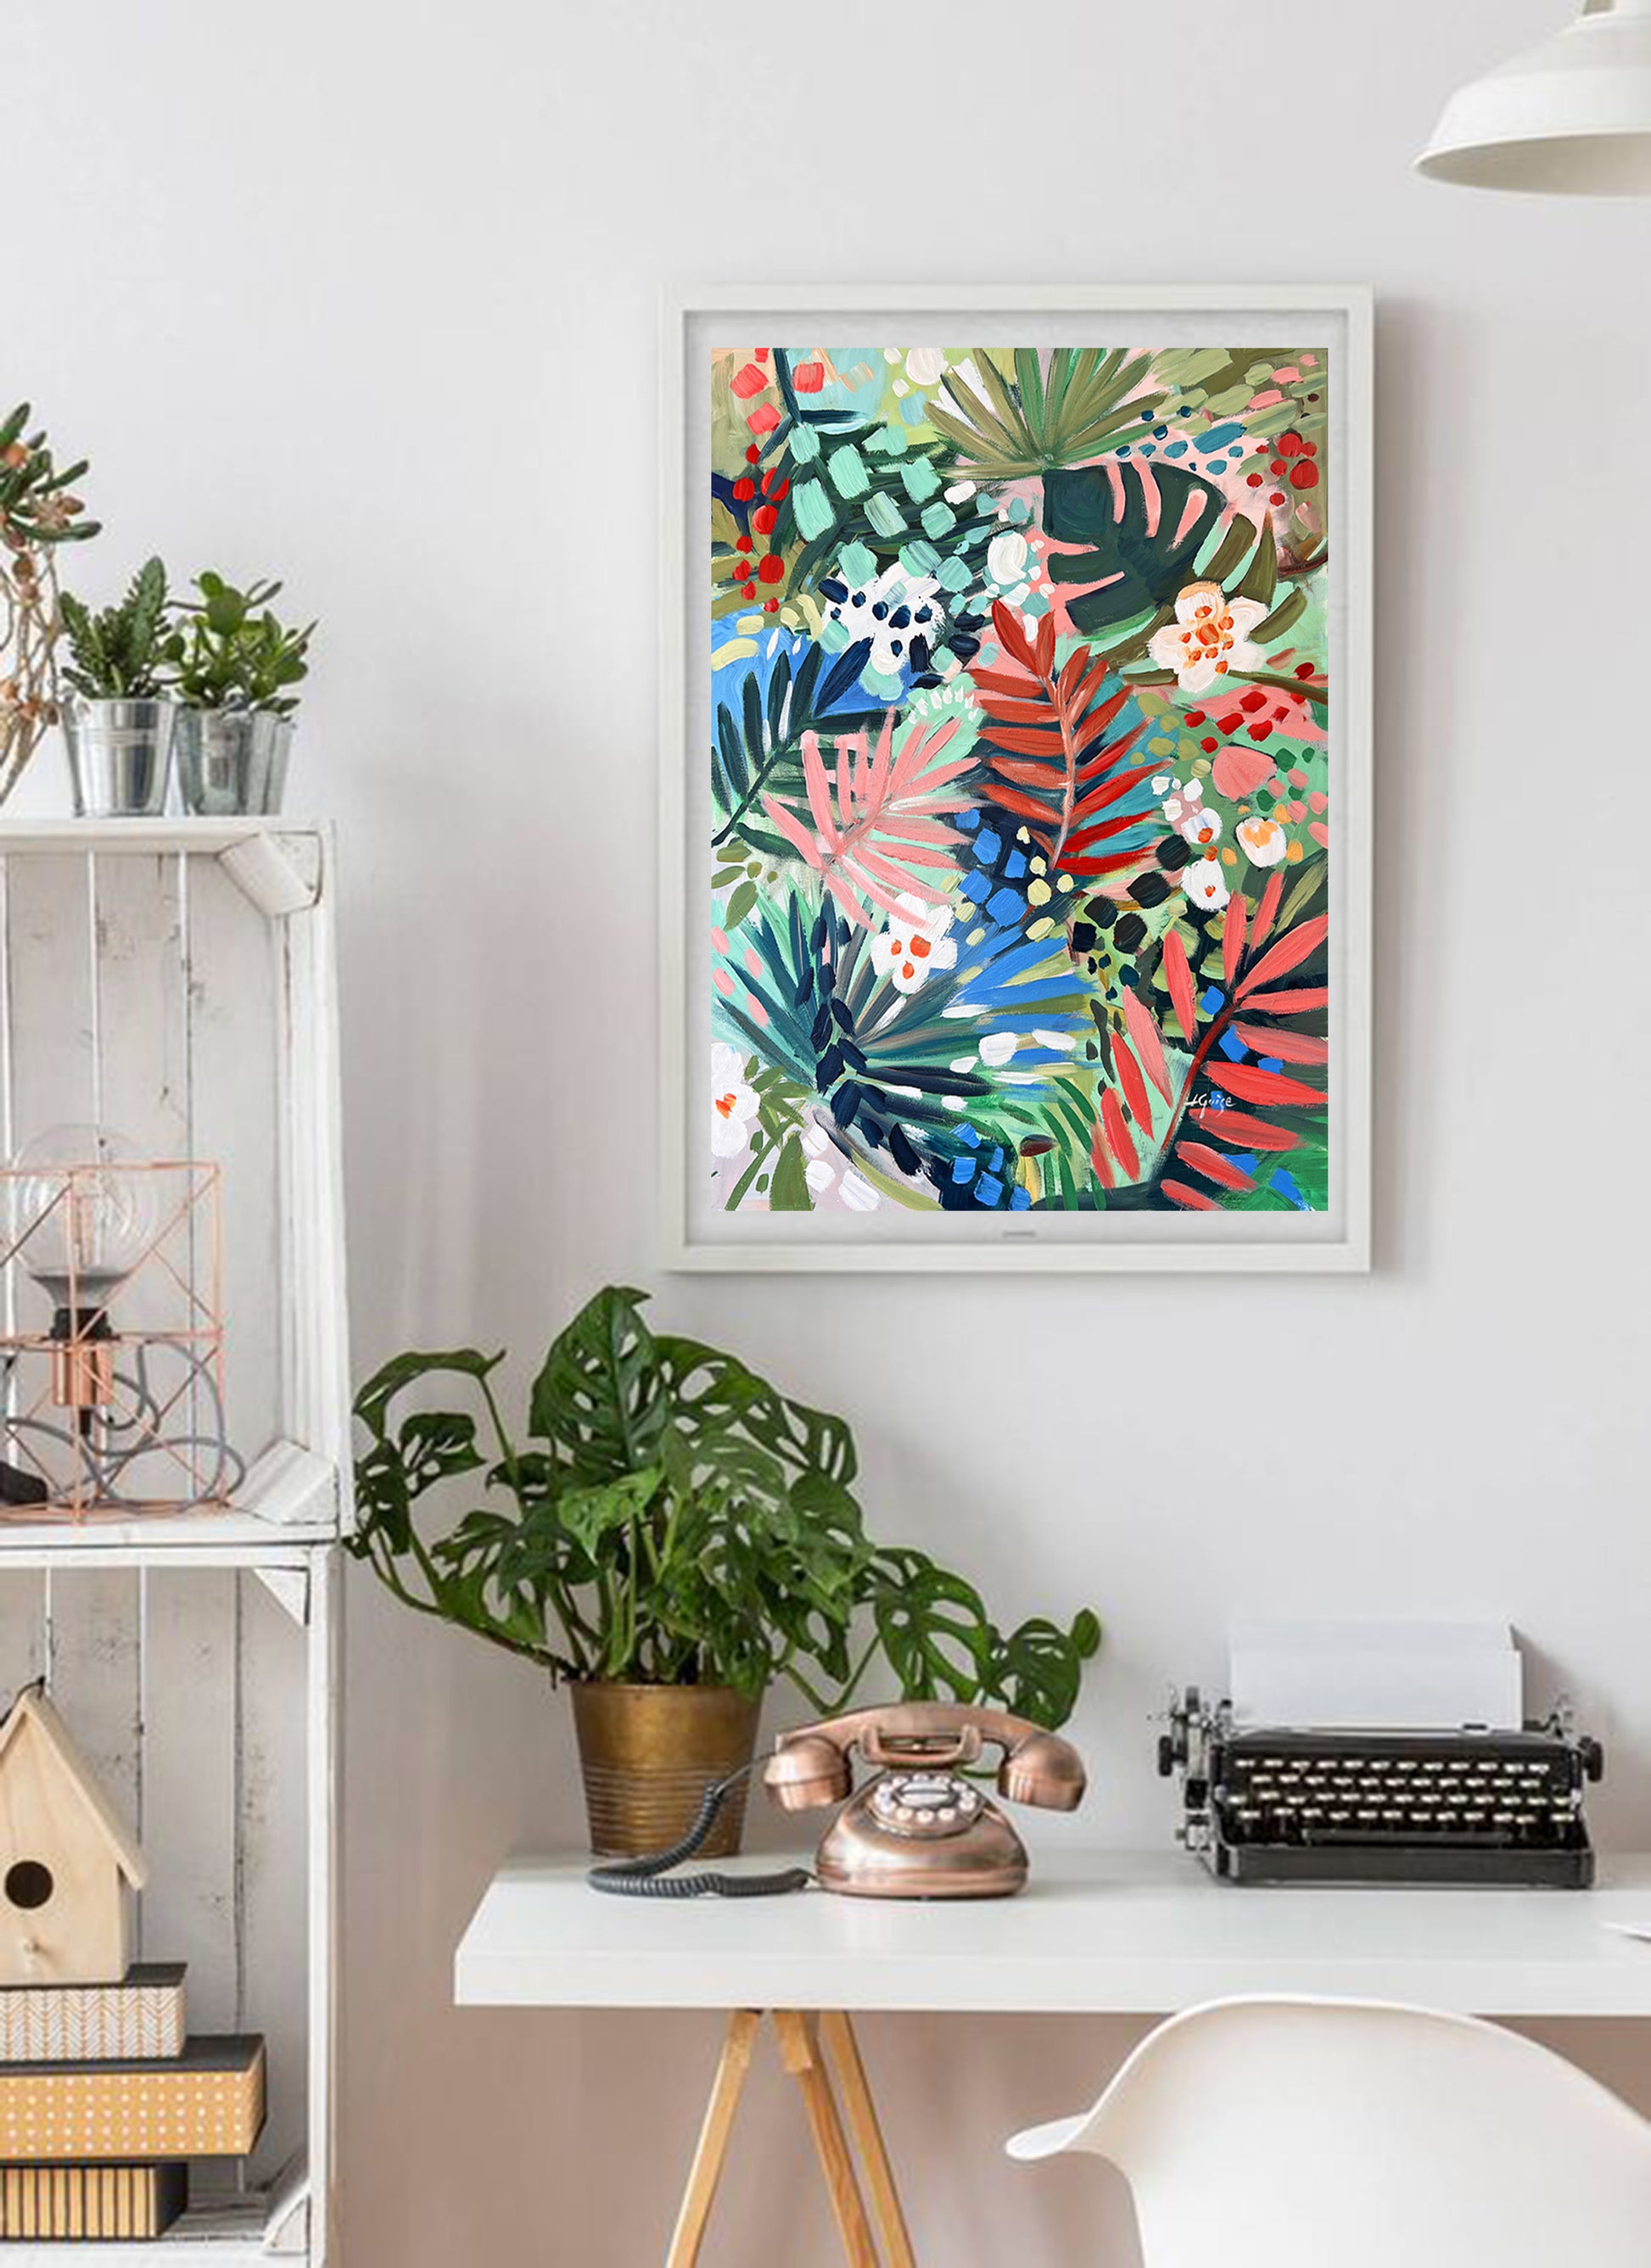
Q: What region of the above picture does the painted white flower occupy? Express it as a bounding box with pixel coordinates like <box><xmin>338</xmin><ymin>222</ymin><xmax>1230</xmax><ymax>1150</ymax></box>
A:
<box><xmin>988</xmin><ymin>532</ymin><xmax>1030</xmax><ymax>586</ymax></box>
<box><xmin>710</xmin><ymin>1042</ymin><xmax>758</xmax><ymax>1158</ymax></box>
<box><xmin>1148</xmin><ymin>580</ymin><xmax>1269</xmax><ymax>695</ymax></box>
<box><xmin>839</xmin><ymin>1167</ymin><xmax>880</xmax><ymax>1211</ymax></box>
<box><xmin>1183</xmin><ymin>857</ymin><xmax>1230</xmax><ymax>913</ymax></box>
<box><xmin>1236</xmin><ymin>813</ymin><xmax>1289</xmax><ymax>868</ymax></box>
<box><xmin>978</xmin><ymin>1031</ymin><xmax>1018</xmax><ymax>1069</ymax></box>
<box><xmin>872</xmin><ymin>893</ymin><xmax>958</xmax><ymax>994</ymax></box>
<box><xmin>804</xmin><ymin>1157</ymin><xmax>835</xmax><ymax>1196</ymax></box>
<box><xmin>1161</xmin><ymin>778</ymin><xmax>1203</xmax><ymax>830</ymax></box>
<box><xmin>822</xmin><ymin>561</ymin><xmax>944</xmax><ymax>680</ymax></box>
<box><xmin>1178</xmin><ymin>802</ymin><xmax>1223</xmax><ymax>852</ymax></box>
<box><xmin>1151</xmin><ymin>773</ymin><xmax>1172</xmax><ymax>796</ymax></box>
<box><xmin>905</xmin><ymin>348</ymin><xmax>947</xmax><ymax>386</ymax></box>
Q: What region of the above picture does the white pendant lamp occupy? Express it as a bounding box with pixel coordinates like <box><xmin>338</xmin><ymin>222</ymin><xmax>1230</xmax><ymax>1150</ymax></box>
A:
<box><xmin>1417</xmin><ymin>0</ymin><xmax>1651</xmax><ymax>193</ymax></box>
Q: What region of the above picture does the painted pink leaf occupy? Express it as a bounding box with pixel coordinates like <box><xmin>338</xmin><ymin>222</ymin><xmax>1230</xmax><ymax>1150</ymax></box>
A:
<box><xmin>1211</xmin><ymin>745</ymin><xmax>1275</xmax><ymax>800</ymax></box>
<box><xmin>762</xmin><ymin>711</ymin><xmax>971</xmax><ymax>928</ymax></box>
<box><xmin>1248</xmin><ymin>869</ymin><xmax>1284</xmax><ymax>955</ymax></box>
<box><xmin>1161</xmin><ymin>1176</ymin><xmax>1220</xmax><ymax>1210</ymax></box>
<box><xmin>1189</xmin><ymin>1104</ymin><xmax>1301</xmax><ymax>1152</ymax></box>
<box><xmin>1172</xmin><ymin>1140</ymin><xmax>1256</xmax><ymax>1193</ymax></box>
<box><xmin>1206</xmin><ymin>1061</ymin><xmax>1326</xmax><ymax>1109</ymax></box>
<box><xmin>1112</xmin><ymin>1035</ymin><xmax>1153</xmax><ymax>1138</ymax></box>
<box><xmin>1089</xmin><ymin>1117</ymin><xmax>1117</xmax><ymax>1191</ymax></box>
<box><xmin>1119</xmin><ymin>983</ymin><xmax>1173</xmax><ymax>1103</ymax></box>
<box><xmin>1237</xmin><ymin>913</ymin><xmax>1329</xmax><ymax>1000</ymax></box>
<box><xmin>1245</xmin><ymin>984</ymin><xmax>1329</xmax><ymax>1014</ymax></box>
<box><xmin>1100</xmin><ymin>1088</ymin><xmax>1138</xmax><ymax>1179</ymax></box>
<box><xmin>1231</xmin><ymin>1023</ymin><xmax>1328</xmax><ymax>1065</ymax></box>
<box><xmin>1161</xmin><ymin>929</ymin><xmax>1197</xmax><ymax>1044</ymax></box>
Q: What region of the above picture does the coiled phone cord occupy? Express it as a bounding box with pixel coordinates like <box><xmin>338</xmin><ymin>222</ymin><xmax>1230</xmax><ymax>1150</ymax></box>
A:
<box><xmin>586</xmin><ymin>1766</ymin><xmax>814</xmax><ymax>1899</ymax></box>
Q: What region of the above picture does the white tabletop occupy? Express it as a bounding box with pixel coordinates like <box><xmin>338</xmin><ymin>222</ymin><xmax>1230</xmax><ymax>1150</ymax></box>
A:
<box><xmin>454</xmin><ymin>1850</ymin><xmax>1651</xmax><ymax>2019</ymax></box>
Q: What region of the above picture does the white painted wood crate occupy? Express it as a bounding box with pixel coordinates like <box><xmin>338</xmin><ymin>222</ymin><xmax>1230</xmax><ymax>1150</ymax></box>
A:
<box><xmin>0</xmin><ymin>822</ymin><xmax>350</xmax><ymax>2262</ymax></box>
<box><xmin>0</xmin><ymin>822</ymin><xmax>351</xmax><ymax>1549</ymax></box>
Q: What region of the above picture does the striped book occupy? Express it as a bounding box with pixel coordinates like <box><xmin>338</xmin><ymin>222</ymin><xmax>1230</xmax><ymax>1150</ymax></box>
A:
<box><xmin>0</xmin><ymin>1966</ymin><xmax>186</xmax><ymax>2064</ymax></box>
<box><xmin>0</xmin><ymin>2036</ymin><xmax>263</xmax><ymax>2161</ymax></box>
<box><xmin>0</xmin><ymin>2162</ymin><xmax>187</xmax><ymax>2240</ymax></box>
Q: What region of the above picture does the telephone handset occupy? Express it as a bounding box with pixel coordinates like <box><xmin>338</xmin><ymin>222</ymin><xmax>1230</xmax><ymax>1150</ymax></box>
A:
<box><xmin>765</xmin><ymin>1702</ymin><xmax>1086</xmax><ymax>1899</ymax></box>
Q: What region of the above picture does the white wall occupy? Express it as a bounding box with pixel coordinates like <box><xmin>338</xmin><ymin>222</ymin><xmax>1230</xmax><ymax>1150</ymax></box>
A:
<box><xmin>10</xmin><ymin>2</ymin><xmax>1651</xmax><ymax>2259</ymax></box>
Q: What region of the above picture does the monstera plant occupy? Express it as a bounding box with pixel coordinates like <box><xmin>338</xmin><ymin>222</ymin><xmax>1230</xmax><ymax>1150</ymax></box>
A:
<box><xmin>350</xmin><ymin>1284</ymin><xmax>1099</xmax><ymax>1853</ymax></box>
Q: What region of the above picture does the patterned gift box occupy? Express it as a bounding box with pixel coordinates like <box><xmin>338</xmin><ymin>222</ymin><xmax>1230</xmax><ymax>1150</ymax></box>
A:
<box><xmin>0</xmin><ymin>2035</ymin><xmax>262</xmax><ymax>2161</ymax></box>
<box><xmin>0</xmin><ymin>2161</ymin><xmax>187</xmax><ymax>2240</ymax></box>
<box><xmin>0</xmin><ymin>1966</ymin><xmax>185</xmax><ymax>2064</ymax></box>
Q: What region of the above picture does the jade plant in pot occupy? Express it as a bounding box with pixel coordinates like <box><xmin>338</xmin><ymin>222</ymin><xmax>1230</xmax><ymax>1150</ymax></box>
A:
<box><xmin>350</xmin><ymin>1285</ymin><xmax>1100</xmax><ymax>1858</ymax></box>
<box><xmin>58</xmin><ymin>558</ymin><xmax>174</xmax><ymax>817</ymax></box>
<box><xmin>161</xmin><ymin>571</ymin><xmax>314</xmax><ymax>816</ymax></box>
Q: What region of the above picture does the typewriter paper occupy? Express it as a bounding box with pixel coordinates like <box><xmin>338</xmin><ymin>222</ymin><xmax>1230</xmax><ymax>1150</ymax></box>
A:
<box><xmin>1229</xmin><ymin>1619</ymin><xmax>1523</xmax><ymax>1730</ymax></box>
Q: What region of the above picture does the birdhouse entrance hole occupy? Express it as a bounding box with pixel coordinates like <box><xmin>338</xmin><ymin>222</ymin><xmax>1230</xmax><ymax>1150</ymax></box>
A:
<box><xmin>4</xmin><ymin>1860</ymin><xmax>53</xmax><ymax>1909</ymax></box>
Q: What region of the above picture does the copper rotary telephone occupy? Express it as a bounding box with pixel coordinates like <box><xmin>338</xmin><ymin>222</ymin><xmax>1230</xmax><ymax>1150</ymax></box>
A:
<box><xmin>764</xmin><ymin>1702</ymin><xmax>1086</xmax><ymax>1899</ymax></box>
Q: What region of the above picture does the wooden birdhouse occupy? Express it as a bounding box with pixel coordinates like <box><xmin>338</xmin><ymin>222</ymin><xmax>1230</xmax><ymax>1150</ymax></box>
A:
<box><xmin>0</xmin><ymin>1684</ymin><xmax>147</xmax><ymax>1986</ymax></box>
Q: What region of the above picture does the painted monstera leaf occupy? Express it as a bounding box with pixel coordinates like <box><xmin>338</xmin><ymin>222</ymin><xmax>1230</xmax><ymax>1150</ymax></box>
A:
<box><xmin>1042</xmin><ymin>459</ymin><xmax>1230</xmax><ymax>637</ymax></box>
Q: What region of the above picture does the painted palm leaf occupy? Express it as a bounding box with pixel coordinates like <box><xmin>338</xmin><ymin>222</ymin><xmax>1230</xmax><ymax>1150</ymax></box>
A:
<box><xmin>970</xmin><ymin>602</ymin><xmax>1157</xmax><ymax>880</ymax></box>
<box><xmin>762</xmin><ymin>711</ymin><xmax>974</xmax><ymax>926</ymax></box>
<box><xmin>930</xmin><ymin>349</ymin><xmax>1163</xmax><ymax>481</ymax></box>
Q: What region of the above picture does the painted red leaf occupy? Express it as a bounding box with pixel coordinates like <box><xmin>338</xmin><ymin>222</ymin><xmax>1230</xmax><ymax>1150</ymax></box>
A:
<box><xmin>1070</xmin><ymin>760</ymin><xmax>1162</xmax><ymax>824</ymax></box>
<box><xmin>1173</xmin><ymin>1140</ymin><xmax>1256</xmax><ymax>1193</ymax></box>
<box><xmin>1231</xmin><ymin>1023</ymin><xmax>1328</xmax><ymax>1065</ymax></box>
<box><xmin>1161</xmin><ymin>1177</ymin><xmax>1220</xmax><ymax>1210</ymax></box>
<box><xmin>984</xmin><ymin>725</ymin><xmax>1066</xmax><ymax>759</ymax></box>
<box><xmin>1113</xmin><ymin>1036</ymin><xmax>1153</xmax><ymax>1136</ymax></box>
<box><xmin>975</xmin><ymin>695</ymin><xmax>1055</xmax><ymax>728</ymax></box>
<box><xmin>981</xmin><ymin>783</ymin><xmax>1053</xmax><ymax>825</ymax></box>
<box><xmin>1033</xmin><ymin>612</ymin><xmax>1056</xmax><ymax>677</ymax></box>
<box><xmin>1161</xmin><ymin>929</ymin><xmax>1197</xmax><ymax>1044</ymax></box>
<box><xmin>1189</xmin><ymin>1104</ymin><xmax>1300</xmax><ymax>1152</ymax></box>
<box><xmin>1061</xmin><ymin>846</ymin><xmax>1151</xmax><ymax>880</ymax></box>
<box><xmin>1100</xmin><ymin>1088</ymin><xmax>1138</xmax><ymax>1178</ymax></box>
<box><xmin>1120</xmin><ymin>983</ymin><xmax>1173</xmax><ymax>1103</ymax></box>
<box><xmin>1221</xmin><ymin>892</ymin><xmax>1246</xmax><ymax>986</ymax></box>
<box><xmin>1237</xmin><ymin>913</ymin><xmax>1329</xmax><ymax>1000</ymax></box>
<box><xmin>991</xmin><ymin>600</ymin><xmax>1037</xmax><ymax>672</ymax></box>
<box><xmin>1207</xmin><ymin>1061</ymin><xmax>1327</xmax><ymax>1109</ymax></box>
<box><xmin>1089</xmin><ymin>1118</ymin><xmax>1116</xmax><ymax>1190</ymax></box>
<box><xmin>1245</xmin><ymin>984</ymin><xmax>1329</xmax><ymax>1014</ymax></box>
<box><xmin>1248</xmin><ymin>869</ymin><xmax>1284</xmax><ymax>955</ymax></box>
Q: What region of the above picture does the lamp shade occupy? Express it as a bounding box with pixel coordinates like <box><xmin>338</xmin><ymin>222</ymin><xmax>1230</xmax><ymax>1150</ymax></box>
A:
<box><xmin>1416</xmin><ymin>0</ymin><xmax>1651</xmax><ymax>193</ymax></box>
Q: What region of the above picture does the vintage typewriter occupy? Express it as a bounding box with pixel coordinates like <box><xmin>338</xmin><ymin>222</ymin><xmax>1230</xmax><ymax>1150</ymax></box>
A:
<box><xmin>1159</xmin><ymin>1685</ymin><xmax>1603</xmax><ymax>1887</ymax></box>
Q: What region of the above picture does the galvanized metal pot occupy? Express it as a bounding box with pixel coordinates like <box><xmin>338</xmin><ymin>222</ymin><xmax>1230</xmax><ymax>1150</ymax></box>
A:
<box><xmin>59</xmin><ymin>697</ymin><xmax>176</xmax><ymax>818</ymax></box>
<box><xmin>570</xmin><ymin>1682</ymin><xmax>761</xmax><ymax>1859</ymax></box>
<box><xmin>175</xmin><ymin>708</ymin><xmax>294</xmax><ymax>817</ymax></box>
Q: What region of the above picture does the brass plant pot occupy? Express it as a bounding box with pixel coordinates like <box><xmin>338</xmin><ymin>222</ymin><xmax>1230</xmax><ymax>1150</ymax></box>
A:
<box><xmin>571</xmin><ymin>1681</ymin><xmax>761</xmax><ymax>1859</ymax></box>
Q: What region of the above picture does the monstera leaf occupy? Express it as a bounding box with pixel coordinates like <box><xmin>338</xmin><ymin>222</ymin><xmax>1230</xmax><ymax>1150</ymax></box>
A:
<box><xmin>1042</xmin><ymin>458</ymin><xmax>1234</xmax><ymax>637</ymax></box>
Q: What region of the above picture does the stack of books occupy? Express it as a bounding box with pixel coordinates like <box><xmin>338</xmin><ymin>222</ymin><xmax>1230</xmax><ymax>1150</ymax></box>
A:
<box><xmin>0</xmin><ymin>1967</ymin><xmax>265</xmax><ymax>2240</ymax></box>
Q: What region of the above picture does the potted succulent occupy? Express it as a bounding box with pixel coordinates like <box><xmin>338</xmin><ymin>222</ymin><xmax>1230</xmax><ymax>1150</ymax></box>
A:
<box><xmin>162</xmin><ymin>571</ymin><xmax>315</xmax><ymax>816</ymax></box>
<box><xmin>57</xmin><ymin>558</ymin><xmax>174</xmax><ymax>817</ymax></box>
<box><xmin>0</xmin><ymin>401</ymin><xmax>100</xmax><ymax>804</ymax></box>
<box><xmin>351</xmin><ymin>1285</ymin><xmax>1100</xmax><ymax>1857</ymax></box>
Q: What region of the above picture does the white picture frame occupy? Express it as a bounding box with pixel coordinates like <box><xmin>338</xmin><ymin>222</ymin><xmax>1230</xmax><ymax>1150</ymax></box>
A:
<box><xmin>661</xmin><ymin>284</ymin><xmax>1373</xmax><ymax>1273</ymax></box>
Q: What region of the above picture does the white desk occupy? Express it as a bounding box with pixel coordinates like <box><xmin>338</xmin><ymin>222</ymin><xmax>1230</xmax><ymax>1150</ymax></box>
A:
<box><xmin>455</xmin><ymin>1851</ymin><xmax>1651</xmax><ymax>2265</ymax></box>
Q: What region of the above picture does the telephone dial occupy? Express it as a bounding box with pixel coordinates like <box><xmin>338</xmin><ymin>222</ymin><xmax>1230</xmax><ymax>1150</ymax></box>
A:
<box><xmin>589</xmin><ymin>1701</ymin><xmax>1086</xmax><ymax>1902</ymax></box>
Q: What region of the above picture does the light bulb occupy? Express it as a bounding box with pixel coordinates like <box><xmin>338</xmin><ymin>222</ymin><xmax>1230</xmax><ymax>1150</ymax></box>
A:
<box><xmin>10</xmin><ymin>1125</ymin><xmax>154</xmax><ymax>1310</ymax></box>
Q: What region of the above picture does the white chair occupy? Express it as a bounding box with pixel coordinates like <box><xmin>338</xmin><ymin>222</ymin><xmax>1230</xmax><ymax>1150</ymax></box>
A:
<box><xmin>1005</xmin><ymin>1995</ymin><xmax>1651</xmax><ymax>2268</ymax></box>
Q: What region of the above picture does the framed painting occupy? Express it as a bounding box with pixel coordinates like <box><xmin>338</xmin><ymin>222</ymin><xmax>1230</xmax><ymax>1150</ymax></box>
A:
<box><xmin>661</xmin><ymin>285</ymin><xmax>1372</xmax><ymax>1271</ymax></box>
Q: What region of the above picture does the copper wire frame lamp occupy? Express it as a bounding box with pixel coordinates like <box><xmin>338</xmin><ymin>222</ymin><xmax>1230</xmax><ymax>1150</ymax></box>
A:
<box><xmin>0</xmin><ymin>1142</ymin><xmax>241</xmax><ymax>1519</ymax></box>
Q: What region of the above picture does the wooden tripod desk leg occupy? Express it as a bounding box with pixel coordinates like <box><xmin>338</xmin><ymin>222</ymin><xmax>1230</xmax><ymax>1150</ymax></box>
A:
<box><xmin>818</xmin><ymin>2011</ymin><xmax>915</xmax><ymax>2268</ymax></box>
<box><xmin>667</xmin><ymin>2009</ymin><xmax>760</xmax><ymax>2267</ymax></box>
<box><xmin>665</xmin><ymin>2008</ymin><xmax>912</xmax><ymax>2268</ymax></box>
<box><xmin>772</xmin><ymin>2012</ymin><xmax>881</xmax><ymax>2268</ymax></box>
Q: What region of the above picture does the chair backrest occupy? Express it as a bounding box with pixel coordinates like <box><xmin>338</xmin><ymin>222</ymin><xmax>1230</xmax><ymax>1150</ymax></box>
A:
<box><xmin>1006</xmin><ymin>1996</ymin><xmax>1651</xmax><ymax>2268</ymax></box>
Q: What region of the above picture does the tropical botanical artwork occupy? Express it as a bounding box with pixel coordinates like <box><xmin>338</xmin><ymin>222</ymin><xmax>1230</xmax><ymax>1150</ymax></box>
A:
<box><xmin>708</xmin><ymin>343</ymin><xmax>1332</xmax><ymax>1225</ymax></box>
